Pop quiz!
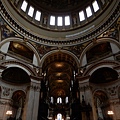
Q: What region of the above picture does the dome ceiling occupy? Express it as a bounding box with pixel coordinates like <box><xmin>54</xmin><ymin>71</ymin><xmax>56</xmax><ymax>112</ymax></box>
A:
<box><xmin>1</xmin><ymin>0</ymin><xmax>119</xmax><ymax>45</ymax></box>
<box><xmin>29</xmin><ymin>0</ymin><xmax>92</xmax><ymax>12</ymax></box>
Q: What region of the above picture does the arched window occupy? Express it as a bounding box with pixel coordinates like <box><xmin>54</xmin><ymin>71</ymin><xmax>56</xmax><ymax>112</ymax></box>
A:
<box><xmin>86</xmin><ymin>6</ymin><xmax>92</xmax><ymax>17</ymax></box>
<box><xmin>35</xmin><ymin>11</ymin><xmax>41</xmax><ymax>21</ymax></box>
<box><xmin>51</xmin><ymin>97</ymin><xmax>54</xmax><ymax>103</ymax></box>
<box><xmin>65</xmin><ymin>16</ymin><xmax>70</xmax><ymax>26</ymax></box>
<box><xmin>57</xmin><ymin>113</ymin><xmax>62</xmax><ymax>120</ymax></box>
<box><xmin>12</xmin><ymin>90</ymin><xmax>26</xmax><ymax>120</ymax></box>
<box><xmin>57</xmin><ymin>17</ymin><xmax>63</xmax><ymax>26</ymax></box>
<box><xmin>92</xmin><ymin>0</ymin><xmax>99</xmax><ymax>12</ymax></box>
<box><xmin>28</xmin><ymin>6</ymin><xmax>34</xmax><ymax>17</ymax></box>
<box><xmin>57</xmin><ymin>97</ymin><xmax>62</xmax><ymax>104</ymax></box>
<box><xmin>50</xmin><ymin>16</ymin><xmax>55</xmax><ymax>25</ymax></box>
<box><xmin>21</xmin><ymin>0</ymin><xmax>28</xmax><ymax>12</ymax></box>
<box><xmin>66</xmin><ymin>97</ymin><xmax>68</xmax><ymax>103</ymax></box>
<box><xmin>94</xmin><ymin>90</ymin><xmax>109</xmax><ymax>119</ymax></box>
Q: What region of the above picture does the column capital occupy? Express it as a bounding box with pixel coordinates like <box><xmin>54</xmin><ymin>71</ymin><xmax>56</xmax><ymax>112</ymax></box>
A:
<box><xmin>109</xmin><ymin>98</ymin><xmax>119</xmax><ymax>105</ymax></box>
<box><xmin>29</xmin><ymin>82</ymin><xmax>40</xmax><ymax>92</ymax></box>
<box><xmin>79</xmin><ymin>84</ymin><xmax>92</xmax><ymax>91</ymax></box>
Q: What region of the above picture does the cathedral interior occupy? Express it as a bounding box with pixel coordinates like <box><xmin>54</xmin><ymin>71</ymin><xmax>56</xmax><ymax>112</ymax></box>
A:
<box><xmin>0</xmin><ymin>0</ymin><xmax>120</xmax><ymax>120</ymax></box>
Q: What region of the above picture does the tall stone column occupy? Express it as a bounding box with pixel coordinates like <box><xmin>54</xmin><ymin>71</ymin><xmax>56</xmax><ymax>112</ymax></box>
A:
<box><xmin>118</xmin><ymin>22</ymin><xmax>120</xmax><ymax>42</ymax></box>
<box><xmin>106</xmin><ymin>85</ymin><xmax>119</xmax><ymax>120</ymax></box>
<box><xmin>77</xmin><ymin>76</ymin><xmax>98</xmax><ymax>120</ymax></box>
<box><xmin>109</xmin><ymin>100</ymin><xmax>118</xmax><ymax>120</ymax></box>
<box><xmin>87</xmin><ymin>88</ymin><xmax>97</xmax><ymax>120</ymax></box>
<box><xmin>22</xmin><ymin>76</ymin><xmax>41</xmax><ymax>120</ymax></box>
<box><xmin>22</xmin><ymin>82</ymin><xmax>35</xmax><ymax>120</ymax></box>
<box><xmin>32</xmin><ymin>81</ymin><xmax>41</xmax><ymax>120</ymax></box>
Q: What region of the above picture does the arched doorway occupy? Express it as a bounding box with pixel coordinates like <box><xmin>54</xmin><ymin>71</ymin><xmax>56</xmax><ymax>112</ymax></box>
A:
<box><xmin>38</xmin><ymin>52</ymin><xmax>79</xmax><ymax>120</ymax></box>
<box><xmin>1</xmin><ymin>67</ymin><xmax>31</xmax><ymax>120</ymax></box>
<box><xmin>90</xmin><ymin>67</ymin><xmax>118</xmax><ymax>120</ymax></box>
<box><xmin>12</xmin><ymin>90</ymin><xmax>26</xmax><ymax>120</ymax></box>
<box><xmin>94</xmin><ymin>90</ymin><xmax>109</xmax><ymax>120</ymax></box>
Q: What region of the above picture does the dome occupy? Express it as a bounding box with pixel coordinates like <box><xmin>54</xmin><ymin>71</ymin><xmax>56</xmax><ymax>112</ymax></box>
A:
<box><xmin>1</xmin><ymin>0</ymin><xmax>119</xmax><ymax>46</ymax></box>
<box><xmin>0</xmin><ymin>0</ymin><xmax>120</xmax><ymax>120</ymax></box>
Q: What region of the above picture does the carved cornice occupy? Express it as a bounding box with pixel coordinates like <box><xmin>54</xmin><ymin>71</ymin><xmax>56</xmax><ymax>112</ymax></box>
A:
<box><xmin>109</xmin><ymin>98</ymin><xmax>120</xmax><ymax>105</ymax></box>
<box><xmin>76</xmin><ymin>75</ymin><xmax>90</xmax><ymax>81</ymax></box>
<box><xmin>28</xmin><ymin>82</ymin><xmax>41</xmax><ymax>92</ymax></box>
<box><xmin>79</xmin><ymin>85</ymin><xmax>92</xmax><ymax>91</ymax></box>
<box><xmin>0</xmin><ymin>1</ymin><xmax>120</xmax><ymax>46</ymax></box>
<box><xmin>0</xmin><ymin>100</ymin><xmax>13</xmax><ymax>105</ymax></box>
<box><xmin>0</xmin><ymin>65</ymin><xmax>7</xmax><ymax>70</ymax></box>
<box><xmin>30</xmin><ymin>75</ymin><xmax>43</xmax><ymax>81</ymax></box>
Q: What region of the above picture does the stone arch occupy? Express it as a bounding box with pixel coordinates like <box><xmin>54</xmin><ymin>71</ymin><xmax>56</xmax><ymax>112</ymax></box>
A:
<box><xmin>0</xmin><ymin>60</ymin><xmax>37</xmax><ymax>76</ymax></box>
<box><xmin>93</xmin><ymin>90</ymin><xmax>109</xmax><ymax>120</ymax></box>
<box><xmin>1</xmin><ymin>67</ymin><xmax>31</xmax><ymax>84</ymax></box>
<box><xmin>40</xmin><ymin>49</ymin><xmax>79</xmax><ymax>69</ymax></box>
<box><xmin>79</xmin><ymin>37</ymin><xmax>120</xmax><ymax>66</ymax></box>
<box><xmin>89</xmin><ymin>67</ymin><xmax>118</xmax><ymax>84</ymax></box>
<box><xmin>11</xmin><ymin>90</ymin><xmax>26</xmax><ymax>120</ymax></box>
<box><xmin>82</xmin><ymin>60</ymin><xmax>119</xmax><ymax>76</ymax></box>
<box><xmin>0</xmin><ymin>37</ymin><xmax>41</xmax><ymax>66</ymax></box>
<box><xmin>39</xmin><ymin>50</ymin><xmax>79</xmax><ymax>105</ymax></box>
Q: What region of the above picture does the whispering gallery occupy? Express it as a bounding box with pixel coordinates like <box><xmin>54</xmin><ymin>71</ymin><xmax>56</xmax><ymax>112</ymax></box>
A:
<box><xmin>0</xmin><ymin>0</ymin><xmax>120</xmax><ymax>120</ymax></box>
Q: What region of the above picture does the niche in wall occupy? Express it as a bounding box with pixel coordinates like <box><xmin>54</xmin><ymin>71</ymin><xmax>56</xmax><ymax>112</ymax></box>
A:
<box><xmin>2</xmin><ymin>67</ymin><xmax>31</xmax><ymax>84</ymax></box>
<box><xmin>89</xmin><ymin>67</ymin><xmax>118</xmax><ymax>84</ymax></box>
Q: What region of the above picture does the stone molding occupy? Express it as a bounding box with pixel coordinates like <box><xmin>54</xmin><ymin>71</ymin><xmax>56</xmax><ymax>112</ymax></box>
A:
<box><xmin>0</xmin><ymin>60</ymin><xmax>37</xmax><ymax>76</ymax></box>
<box><xmin>0</xmin><ymin>99</ymin><xmax>12</xmax><ymax>106</ymax></box>
<box><xmin>29</xmin><ymin>82</ymin><xmax>41</xmax><ymax>92</ymax></box>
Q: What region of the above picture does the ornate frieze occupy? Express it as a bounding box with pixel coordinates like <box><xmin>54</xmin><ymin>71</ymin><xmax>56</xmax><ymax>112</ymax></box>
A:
<box><xmin>0</xmin><ymin>99</ymin><xmax>12</xmax><ymax>105</ymax></box>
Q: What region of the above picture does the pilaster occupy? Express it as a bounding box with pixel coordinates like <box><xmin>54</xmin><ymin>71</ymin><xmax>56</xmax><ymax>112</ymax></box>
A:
<box><xmin>22</xmin><ymin>79</ymin><xmax>41</xmax><ymax>120</ymax></box>
<box><xmin>78</xmin><ymin>76</ymin><xmax>98</xmax><ymax>120</ymax></box>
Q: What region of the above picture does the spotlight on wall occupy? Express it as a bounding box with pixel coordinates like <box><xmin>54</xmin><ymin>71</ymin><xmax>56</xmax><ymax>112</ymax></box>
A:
<box><xmin>6</xmin><ymin>110</ymin><xmax>12</xmax><ymax>120</ymax></box>
<box><xmin>107</xmin><ymin>110</ymin><xmax>114</xmax><ymax>115</ymax></box>
<box><xmin>6</xmin><ymin>110</ymin><xmax>12</xmax><ymax>115</ymax></box>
